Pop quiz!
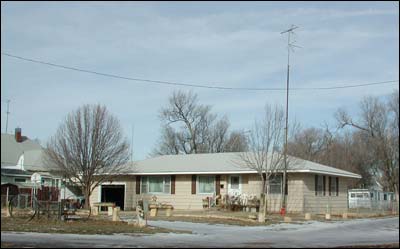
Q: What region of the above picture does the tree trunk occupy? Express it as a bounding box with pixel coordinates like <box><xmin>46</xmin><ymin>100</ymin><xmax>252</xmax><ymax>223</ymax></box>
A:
<box><xmin>83</xmin><ymin>188</ymin><xmax>91</xmax><ymax>210</ymax></box>
<box><xmin>258</xmin><ymin>193</ymin><xmax>265</xmax><ymax>223</ymax></box>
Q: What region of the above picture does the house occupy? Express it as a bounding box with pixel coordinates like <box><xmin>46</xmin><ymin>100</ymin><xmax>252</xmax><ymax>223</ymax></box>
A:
<box><xmin>348</xmin><ymin>180</ymin><xmax>395</xmax><ymax>210</ymax></box>
<box><xmin>1</xmin><ymin>128</ymin><xmax>60</xmax><ymax>187</ymax></box>
<box><xmin>90</xmin><ymin>152</ymin><xmax>361</xmax><ymax>214</ymax></box>
<box><xmin>0</xmin><ymin>128</ymin><xmax>83</xmax><ymax>205</ymax></box>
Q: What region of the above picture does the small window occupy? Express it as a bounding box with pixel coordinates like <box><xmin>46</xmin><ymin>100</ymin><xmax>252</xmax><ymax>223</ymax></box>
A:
<box><xmin>316</xmin><ymin>175</ymin><xmax>324</xmax><ymax>196</ymax></box>
<box><xmin>198</xmin><ymin>176</ymin><xmax>215</xmax><ymax>194</ymax></box>
<box><xmin>351</xmin><ymin>193</ymin><xmax>355</xmax><ymax>198</ymax></box>
<box><xmin>356</xmin><ymin>193</ymin><xmax>363</xmax><ymax>198</ymax></box>
<box><xmin>384</xmin><ymin>194</ymin><xmax>387</xmax><ymax>201</ymax></box>
<box><xmin>370</xmin><ymin>192</ymin><xmax>374</xmax><ymax>198</ymax></box>
<box><xmin>268</xmin><ymin>174</ymin><xmax>282</xmax><ymax>194</ymax></box>
<box><xmin>14</xmin><ymin>178</ymin><xmax>26</xmax><ymax>183</ymax></box>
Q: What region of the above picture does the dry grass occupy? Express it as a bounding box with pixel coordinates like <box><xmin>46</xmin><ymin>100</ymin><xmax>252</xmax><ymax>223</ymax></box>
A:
<box><xmin>1</xmin><ymin>216</ymin><xmax>191</xmax><ymax>235</ymax></box>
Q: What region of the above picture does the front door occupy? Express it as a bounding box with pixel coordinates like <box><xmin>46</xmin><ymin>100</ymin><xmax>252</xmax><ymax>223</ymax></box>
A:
<box><xmin>228</xmin><ymin>175</ymin><xmax>241</xmax><ymax>196</ymax></box>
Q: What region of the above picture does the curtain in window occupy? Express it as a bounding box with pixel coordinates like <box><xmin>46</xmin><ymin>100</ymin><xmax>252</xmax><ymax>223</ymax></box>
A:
<box><xmin>199</xmin><ymin>176</ymin><xmax>215</xmax><ymax>193</ymax></box>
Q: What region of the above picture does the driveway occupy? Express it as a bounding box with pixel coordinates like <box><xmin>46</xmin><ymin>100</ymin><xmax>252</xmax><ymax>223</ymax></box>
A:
<box><xmin>1</xmin><ymin>217</ymin><xmax>399</xmax><ymax>248</ymax></box>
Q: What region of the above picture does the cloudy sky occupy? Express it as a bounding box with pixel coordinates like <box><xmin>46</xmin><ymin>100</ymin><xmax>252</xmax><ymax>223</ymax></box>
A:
<box><xmin>1</xmin><ymin>1</ymin><xmax>399</xmax><ymax>160</ymax></box>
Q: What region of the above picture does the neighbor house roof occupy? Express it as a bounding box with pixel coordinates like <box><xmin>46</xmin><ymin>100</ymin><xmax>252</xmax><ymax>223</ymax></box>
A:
<box><xmin>121</xmin><ymin>152</ymin><xmax>361</xmax><ymax>179</ymax></box>
<box><xmin>1</xmin><ymin>133</ymin><xmax>41</xmax><ymax>167</ymax></box>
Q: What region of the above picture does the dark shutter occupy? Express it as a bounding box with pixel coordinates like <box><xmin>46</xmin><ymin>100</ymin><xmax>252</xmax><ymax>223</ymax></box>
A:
<box><xmin>315</xmin><ymin>175</ymin><xmax>318</xmax><ymax>196</ymax></box>
<box><xmin>135</xmin><ymin>176</ymin><xmax>141</xmax><ymax>194</ymax></box>
<box><xmin>323</xmin><ymin>175</ymin><xmax>326</xmax><ymax>196</ymax></box>
<box><xmin>215</xmin><ymin>175</ymin><xmax>221</xmax><ymax>195</ymax></box>
<box><xmin>171</xmin><ymin>175</ymin><xmax>176</xmax><ymax>195</ymax></box>
<box><xmin>336</xmin><ymin>177</ymin><xmax>339</xmax><ymax>196</ymax></box>
<box><xmin>329</xmin><ymin>176</ymin><xmax>332</xmax><ymax>196</ymax></box>
<box><xmin>191</xmin><ymin>175</ymin><xmax>196</xmax><ymax>195</ymax></box>
<box><xmin>285</xmin><ymin>175</ymin><xmax>288</xmax><ymax>195</ymax></box>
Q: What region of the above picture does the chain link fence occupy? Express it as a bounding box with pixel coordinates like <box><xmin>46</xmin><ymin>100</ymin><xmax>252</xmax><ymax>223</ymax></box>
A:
<box><xmin>303</xmin><ymin>195</ymin><xmax>398</xmax><ymax>216</ymax></box>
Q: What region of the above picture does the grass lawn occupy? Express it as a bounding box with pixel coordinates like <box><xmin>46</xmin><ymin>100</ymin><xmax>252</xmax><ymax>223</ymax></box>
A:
<box><xmin>1</xmin><ymin>216</ymin><xmax>191</xmax><ymax>235</ymax></box>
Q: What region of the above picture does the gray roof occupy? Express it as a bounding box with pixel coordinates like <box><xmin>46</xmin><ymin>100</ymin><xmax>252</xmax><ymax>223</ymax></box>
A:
<box><xmin>1</xmin><ymin>133</ymin><xmax>55</xmax><ymax>172</ymax></box>
<box><xmin>122</xmin><ymin>152</ymin><xmax>361</xmax><ymax>178</ymax></box>
<box><xmin>1</xmin><ymin>133</ymin><xmax>41</xmax><ymax>167</ymax></box>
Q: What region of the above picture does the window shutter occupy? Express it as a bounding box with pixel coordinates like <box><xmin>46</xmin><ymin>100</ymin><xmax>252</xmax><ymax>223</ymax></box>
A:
<box><xmin>136</xmin><ymin>176</ymin><xmax>141</xmax><ymax>194</ymax></box>
<box><xmin>171</xmin><ymin>175</ymin><xmax>176</xmax><ymax>195</ymax></box>
<box><xmin>285</xmin><ymin>175</ymin><xmax>288</xmax><ymax>195</ymax></box>
<box><xmin>336</xmin><ymin>177</ymin><xmax>339</xmax><ymax>197</ymax></box>
<box><xmin>329</xmin><ymin>176</ymin><xmax>332</xmax><ymax>196</ymax></box>
<box><xmin>215</xmin><ymin>175</ymin><xmax>221</xmax><ymax>195</ymax></box>
<box><xmin>315</xmin><ymin>175</ymin><xmax>318</xmax><ymax>196</ymax></box>
<box><xmin>191</xmin><ymin>175</ymin><xmax>196</xmax><ymax>195</ymax></box>
<box><xmin>323</xmin><ymin>176</ymin><xmax>326</xmax><ymax>196</ymax></box>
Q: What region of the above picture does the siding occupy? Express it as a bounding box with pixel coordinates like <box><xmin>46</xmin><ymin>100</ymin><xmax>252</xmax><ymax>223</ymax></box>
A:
<box><xmin>90</xmin><ymin>173</ymin><xmax>353</xmax><ymax>213</ymax></box>
<box><xmin>303</xmin><ymin>174</ymin><xmax>349</xmax><ymax>214</ymax></box>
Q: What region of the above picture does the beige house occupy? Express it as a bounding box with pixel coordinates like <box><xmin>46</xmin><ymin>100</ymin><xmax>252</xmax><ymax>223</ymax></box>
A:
<box><xmin>90</xmin><ymin>152</ymin><xmax>361</xmax><ymax>214</ymax></box>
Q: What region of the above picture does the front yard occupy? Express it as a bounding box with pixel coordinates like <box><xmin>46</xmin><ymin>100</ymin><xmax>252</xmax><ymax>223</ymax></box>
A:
<box><xmin>1</xmin><ymin>216</ymin><xmax>191</xmax><ymax>235</ymax></box>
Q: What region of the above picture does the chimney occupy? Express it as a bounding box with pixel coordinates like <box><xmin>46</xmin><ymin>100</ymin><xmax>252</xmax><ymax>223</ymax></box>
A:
<box><xmin>15</xmin><ymin>127</ymin><xmax>22</xmax><ymax>143</ymax></box>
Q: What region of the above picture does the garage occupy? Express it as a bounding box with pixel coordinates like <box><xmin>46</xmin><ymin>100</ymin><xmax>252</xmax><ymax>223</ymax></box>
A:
<box><xmin>100</xmin><ymin>184</ymin><xmax>125</xmax><ymax>210</ymax></box>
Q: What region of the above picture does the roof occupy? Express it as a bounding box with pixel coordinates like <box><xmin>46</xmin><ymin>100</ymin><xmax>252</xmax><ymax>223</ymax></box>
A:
<box><xmin>1</xmin><ymin>133</ymin><xmax>41</xmax><ymax>167</ymax></box>
<box><xmin>121</xmin><ymin>152</ymin><xmax>361</xmax><ymax>179</ymax></box>
<box><xmin>1</xmin><ymin>133</ymin><xmax>55</xmax><ymax>172</ymax></box>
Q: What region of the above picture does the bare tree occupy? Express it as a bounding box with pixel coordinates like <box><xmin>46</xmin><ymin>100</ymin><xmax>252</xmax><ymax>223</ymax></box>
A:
<box><xmin>336</xmin><ymin>91</ymin><xmax>399</xmax><ymax>207</ymax></box>
<box><xmin>237</xmin><ymin>104</ymin><xmax>286</xmax><ymax>222</ymax></box>
<box><xmin>44</xmin><ymin>104</ymin><xmax>131</xmax><ymax>209</ymax></box>
<box><xmin>155</xmin><ymin>90</ymin><xmax>248</xmax><ymax>155</ymax></box>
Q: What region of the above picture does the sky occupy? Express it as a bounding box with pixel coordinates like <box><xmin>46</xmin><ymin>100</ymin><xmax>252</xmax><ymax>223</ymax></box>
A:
<box><xmin>1</xmin><ymin>1</ymin><xmax>399</xmax><ymax>161</ymax></box>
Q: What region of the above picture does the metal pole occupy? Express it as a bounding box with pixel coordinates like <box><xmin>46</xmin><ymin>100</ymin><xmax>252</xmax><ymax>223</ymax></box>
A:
<box><xmin>280</xmin><ymin>25</ymin><xmax>299</xmax><ymax>211</ymax></box>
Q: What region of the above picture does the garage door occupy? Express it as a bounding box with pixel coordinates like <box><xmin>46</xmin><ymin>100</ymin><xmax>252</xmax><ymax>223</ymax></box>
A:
<box><xmin>101</xmin><ymin>184</ymin><xmax>125</xmax><ymax>210</ymax></box>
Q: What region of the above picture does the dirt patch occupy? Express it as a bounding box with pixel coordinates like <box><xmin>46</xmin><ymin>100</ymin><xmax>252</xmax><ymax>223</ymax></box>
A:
<box><xmin>1</xmin><ymin>217</ymin><xmax>191</xmax><ymax>235</ymax></box>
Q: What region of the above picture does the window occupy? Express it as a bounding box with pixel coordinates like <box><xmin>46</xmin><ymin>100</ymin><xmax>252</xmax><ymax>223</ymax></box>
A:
<box><xmin>316</xmin><ymin>175</ymin><xmax>324</xmax><ymax>196</ymax></box>
<box><xmin>370</xmin><ymin>192</ymin><xmax>374</xmax><ymax>199</ymax></box>
<box><xmin>329</xmin><ymin>177</ymin><xmax>338</xmax><ymax>196</ymax></box>
<box><xmin>141</xmin><ymin>176</ymin><xmax>171</xmax><ymax>194</ymax></box>
<box><xmin>268</xmin><ymin>174</ymin><xmax>282</xmax><ymax>194</ymax></box>
<box><xmin>14</xmin><ymin>178</ymin><xmax>26</xmax><ymax>183</ymax></box>
<box><xmin>384</xmin><ymin>194</ymin><xmax>387</xmax><ymax>201</ymax></box>
<box><xmin>198</xmin><ymin>176</ymin><xmax>215</xmax><ymax>194</ymax></box>
<box><xmin>351</xmin><ymin>193</ymin><xmax>355</xmax><ymax>198</ymax></box>
<box><xmin>230</xmin><ymin>176</ymin><xmax>240</xmax><ymax>189</ymax></box>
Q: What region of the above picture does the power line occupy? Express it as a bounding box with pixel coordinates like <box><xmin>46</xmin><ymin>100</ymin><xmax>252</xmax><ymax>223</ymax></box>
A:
<box><xmin>1</xmin><ymin>52</ymin><xmax>399</xmax><ymax>91</ymax></box>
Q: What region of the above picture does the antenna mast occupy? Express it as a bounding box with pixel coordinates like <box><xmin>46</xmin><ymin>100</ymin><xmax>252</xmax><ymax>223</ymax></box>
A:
<box><xmin>280</xmin><ymin>24</ymin><xmax>300</xmax><ymax>212</ymax></box>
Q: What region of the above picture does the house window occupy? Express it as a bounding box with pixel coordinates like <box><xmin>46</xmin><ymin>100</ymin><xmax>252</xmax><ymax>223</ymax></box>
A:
<box><xmin>316</xmin><ymin>175</ymin><xmax>324</xmax><ymax>196</ymax></box>
<box><xmin>14</xmin><ymin>178</ymin><xmax>26</xmax><ymax>183</ymax></box>
<box><xmin>230</xmin><ymin>176</ymin><xmax>240</xmax><ymax>190</ymax></box>
<box><xmin>198</xmin><ymin>176</ymin><xmax>215</xmax><ymax>194</ymax></box>
<box><xmin>384</xmin><ymin>194</ymin><xmax>387</xmax><ymax>201</ymax></box>
<box><xmin>268</xmin><ymin>175</ymin><xmax>282</xmax><ymax>194</ymax></box>
<box><xmin>330</xmin><ymin>177</ymin><xmax>338</xmax><ymax>196</ymax></box>
<box><xmin>141</xmin><ymin>176</ymin><xmax>171</xmax><ymax>194</ymax></box>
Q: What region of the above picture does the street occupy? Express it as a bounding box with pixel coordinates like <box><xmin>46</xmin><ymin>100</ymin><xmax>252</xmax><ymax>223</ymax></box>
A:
<box><xmin>1</xmin><ymin>217</ymin><xmax>399</xmax><ymax>248</ymax></box>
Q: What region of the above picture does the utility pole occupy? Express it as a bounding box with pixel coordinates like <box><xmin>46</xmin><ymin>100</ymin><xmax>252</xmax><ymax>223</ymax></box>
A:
<box><xmin>5</xmin><ymin>99</ymin><xmax>11</xmax><ymax>133</ymax></box>
<box><xmin>280</xmin><ymin>25</ymin><xmax>300</xmax><ymax>213</ymax></box>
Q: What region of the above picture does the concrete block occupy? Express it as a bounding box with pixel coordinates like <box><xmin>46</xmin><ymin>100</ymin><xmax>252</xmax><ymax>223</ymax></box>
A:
<box><xmin>108</xmin><ymin>206</ymin><xmax>113</xmax><ymax>216</ymax></box>
<box><xmin>284</xmin><ymin>216</ymin><xmax>292</xmax><ymax>223</ymax></box>
<box><xmin>150</xmin><ymin>208</ymin><xmax>158</xmax><ymax>217</ymax></box>
<box><xmin>112</xmin><ymin>207</ymin><xmax>120</xmax><ymax>221</ymax></box>
<box><xmin>91</xmin><ymin>207</ymin><xmax>99</xmax><ymax>216</ymax></box>
<box><xmin>342</xmin><ymin>213</ymin><xmax>348</xmax><ymax>219</ymax></box>
<box><xmin>165</xmin><ymin>208</ymin><xmax>172</xmax><ymax>217</ymax></box>
<box><xmin>325</xmin><ymin>213</ymin><xmax>331</xmax><ymax>220</ymax></box>
<box><xmin>305</xmin><ymin>213</ymin><xmax>312</xmax><ymax>220</ymax></box>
